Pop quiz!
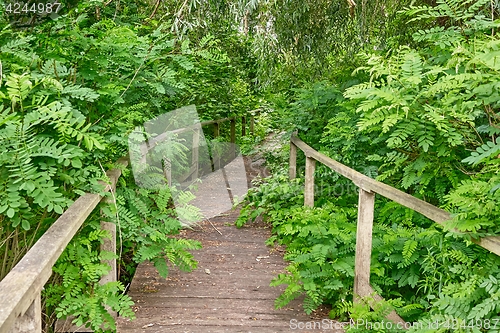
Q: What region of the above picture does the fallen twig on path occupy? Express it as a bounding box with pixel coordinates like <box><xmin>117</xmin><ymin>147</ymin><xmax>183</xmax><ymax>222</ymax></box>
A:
<box><xmin>208</xmin><ymin>219</ymin><xmax>223</xmax><ymax>235</ymax></box>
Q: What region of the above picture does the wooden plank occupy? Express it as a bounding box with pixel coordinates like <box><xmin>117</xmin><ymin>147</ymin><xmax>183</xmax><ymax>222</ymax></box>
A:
<box><xmin>353</xmin><ymin>188</ymin><xmax>375</xmax><ymax>302</ymax></box>
<box><xmin>119</xmin><ymin>326</ymin><xmax>318</xmax><ymax>333</ymax></box>
<box><xmin>99</xmin><ymin>224</ymin><xmax>116</xmax><ymax>284</ymax></box>
<box><xmin>289</xmin><ymin>142</ymin><xmax>297</xmax><ymax>180</ymax></box>
<box><xmin>0</xmin><ymin>193</ymin><xmax>101</xmax><ymax>333</ymax></box>
<box><xmin>230</xmin><ymin>119</ymin><xmax>236</xmax><ymax>144</ymax></box>
<box><xmin>0</xmin><ymin>158</ymin><xmax>128</xmax><ymax>333</ymax></box>
<box><xmin>100</xmin><ymin>196</ymin><xmax>117</xmax><ymax>286</ymax></box>
<box><xmin>163</xmin><ymin>158</ymin><xmax>171</xmax><ymax>186</ymax></box>
<box><xmin>7</xmin><ymin>294</ymin><xmax>41</xmax><ymax>333</ymax></box>
<box><xmin>230</xmin><ymin>118</ymin><xmax>236</xmax><ymax>159</ymax></box>
<box><xmin>304</xmin><ymin>157</ymin><xmax>315</xmax><ymax>207</ymax></box>
<box><xmin>139</xmin><ymin>117</ymin><xmax>236</xmax><ymax>154</ymax></box>
<box><xmin>242</xmin><ymin>116</ymin><xmax>246</xmax><ymax>136</ymax></box>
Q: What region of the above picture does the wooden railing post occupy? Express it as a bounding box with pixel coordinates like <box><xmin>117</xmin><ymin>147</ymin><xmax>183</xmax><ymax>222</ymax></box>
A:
<box><xmin>100</xmin><ymin>196</ymin><xmax>117</xmax><ymax>286</ymax></box>
<box><xmin>353</xmin><ymin>187</ymin><xmax>375</xmax><ymax>302</ymax></box>
<box><xmin>242</xmin><ymin>116</ymin><xmax>246</xmax><ymax>136</ymax></box>
<box><xmin>289</xmin><ymin>141</ymin><xmax>297</xmax><ymax>180</ymax></box>
<box><xmin>99</xmin><ymin>192</ymin><xmax>118</xmax><ymax>321</ymax></box>
<box><xmin>192</xmin><ymin>128</ymin><xmax>200</xmax><ymax>180</ymax></box>
<box><xmin>7</xmin><ymin>294</ymin><xmax>41</xmax><ymax>333</ymax></box>
<box><xmin>354</xmin><ymin>187</ymin><xmax>406</xmax><ymax>325</ymax></box>
<box><xmin>230</xmin><ymin>118</ymin><xmax>236</xmax><ymax>144</ymax></box>
<box><xmin>304</xmin><ymin>157</ymin><xmax>315</xmax><ymax>207</ymax></box>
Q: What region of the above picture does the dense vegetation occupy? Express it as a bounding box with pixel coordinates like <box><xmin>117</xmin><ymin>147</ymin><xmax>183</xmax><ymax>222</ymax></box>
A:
<box><xmin>236</xmin><ymin>0</ymin><xmax>500</xmax><ymax>332</ymax></box>
<box><xmin>1</xmin><ymin>0</ymin><xmax>500</xmax><ymax>332</ymax></box>
<box><xmin>0</xmin><ymin>0</ymin><xmax>256</xmax><ymax>330</ymax></box>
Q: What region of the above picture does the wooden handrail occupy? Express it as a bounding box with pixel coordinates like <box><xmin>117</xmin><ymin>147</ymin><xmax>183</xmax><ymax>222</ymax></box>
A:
<box><xmin>0</xmin><ymin>157</ymin><xmax>128</xmax><ymax>333</ymax></box>
<box><xmin>0</xmin><ymin>112</ymin><xmax>257</xmax><ymax>333</ymax></box>
<box><xmin>290</xmin><ymin>135</ymin><xmax>500</xmax><ymax>255</ymax></box>
<box><xmin>289</xmin><ymin>134</ymin><xmax>500</xmax><ymax>326</ymax></box>
<box><xmin>144</xmin><ymin>116</ymin><xmax>238</xmax><ymax>150</ymax></box>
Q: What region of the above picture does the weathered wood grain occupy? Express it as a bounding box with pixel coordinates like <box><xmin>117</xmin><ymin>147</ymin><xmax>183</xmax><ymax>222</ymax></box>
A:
<box><xmin>353</xmin><ymin>188</ymin><xmax>375</xmax><ymax>302</ymax></box>
<box><xmin>117</xmin><ymin>157</ymin><xmax>339</xmax><ymax>332</ymax></box>
<box><xmin>7</xmin><ymin>294</ymin><xmax>41</xmax><ymax>333</ymax></box>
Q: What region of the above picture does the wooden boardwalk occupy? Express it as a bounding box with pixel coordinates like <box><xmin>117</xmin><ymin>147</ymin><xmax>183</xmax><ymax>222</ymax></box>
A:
<box><xmin>117</xmin><ymin>157</ymin><xmax>341</xmax><ymax>333</ymax></box>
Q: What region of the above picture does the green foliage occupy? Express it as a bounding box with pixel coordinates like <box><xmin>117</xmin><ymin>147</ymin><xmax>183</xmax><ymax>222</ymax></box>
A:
<box><xmin>238</xmin><ymin>168</ymin><xmax>500</xmax><ymax>330</ymax></box>
<box><xmin>0</xmin><ymin>71</ymin><xmax>101</xmax><ymax>231</ymax></box>
<box><xmin>111</xmin><ymin>178</ymin><xmax>202</xmax><ymax>279</ymax></box>
<box><xmin>44</xmin><ymin>219</ymin><xmax>135</xmax><ymax>332</ymax></box>
<box><xmin>1</xmin><ymin>0</ymin><xmax>258</xmax><ymax>330</ymax></box>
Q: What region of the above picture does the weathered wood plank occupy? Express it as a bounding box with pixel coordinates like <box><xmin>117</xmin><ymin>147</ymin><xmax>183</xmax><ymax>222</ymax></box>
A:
<box><xmin>0</xmin><ymin>158</ymin><xmax>128</xmax><ymax>333</ymax></box>
<box><xmin>100</xmin><ymin>221</ymin><xmax>116</xmax><ymax>285</ymax></box>
<box><xmin>363</xmin><ymin>285</ymin><xmax>406</xmax><ymax>326</ymax></box>
<box><xmin>353</xmin><ymin>188</ymin><xmax>375</xmax><ymax>303</ymax></box>
<box><xmin>304</xmin><ymin>157</ymin><xmax>315</xmax><ymax>207</ymax></box>
<box><xmin>351</xmin><ymin>189</ymin><xmax>406</xmax><ymax>325</ymax></box>
<box><xmin>473</xmin><ymin>236</ymin><xmax>500</xmax><ymax>257</ymax></box>
<box><xmin>145</xmin><ymin>117</ymin><xmax>235</xmax><ymax>148</ymax></box>
<box><xmin>0</xmin><ymin>193</ymin><xmax>101</xmax><ymax>333</ymax></box>
<box><xmin>163</xmin><ymin>158</ymin><xmax>172</xmax><ymax>186</ymax></box>
<box><xmin>213</xmin><ymin>122</ymin><xmax>219</xmax><ymax>138</ymax></box>
<box><xmin>119</xmin><ymin>325</ymin><xmax>326</xmax><ymax>333</ymax></box>
<box><xmin>138</xmin><ymin>116</ymin><xmax>237</xmax><ymax>156</ymax></box>
<box><xmin>230</xmin><ymin>119</ymin><xmax>236</xmax><ymax>159</ymax></box>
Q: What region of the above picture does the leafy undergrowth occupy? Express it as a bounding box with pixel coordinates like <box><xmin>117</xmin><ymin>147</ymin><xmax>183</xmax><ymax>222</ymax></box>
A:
<box><xmin>237</xmin><ymin>169</ymin><xmax>500</xmax><ymax>333</ymax></box>
<box><xmin>0</xmin><ymin>0</ymin><xmax>257</xmax><ymax>331</ymax></box>
<box><xmin>236</xmin><ymin>2</ymin><xmax>500</xmax><ymax>332</ymax></box>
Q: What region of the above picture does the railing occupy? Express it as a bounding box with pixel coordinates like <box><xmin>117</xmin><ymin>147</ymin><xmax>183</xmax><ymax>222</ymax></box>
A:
<box><xmin>289</xmin><ymin>134</ymin><xmax>500</xmax><ymax>325</ymax></box>
<box><xmin>0</xmin><ymin>113</ymin><xmax>255</xmax><ymax>333</ymax></box>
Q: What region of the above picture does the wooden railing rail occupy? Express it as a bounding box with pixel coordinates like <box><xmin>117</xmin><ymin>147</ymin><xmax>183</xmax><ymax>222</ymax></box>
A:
<box><xmin>289</xmin><ymin>134</ymin><xmax>500</xmax><ymax>325</ymax></box>
<box><xmin>140</xmin><ymin>114</ymin><xmax>256</xmax><ymax>184</ymax></box>
<box><xmin>0</xmin><ymin>112</ymin><xmax>256</xmax><ymax>333</ymax></box>
<box><xmin>142</xmin><ymin>115</ymin><xmax>254</xmax><ymax>152</ymax></box>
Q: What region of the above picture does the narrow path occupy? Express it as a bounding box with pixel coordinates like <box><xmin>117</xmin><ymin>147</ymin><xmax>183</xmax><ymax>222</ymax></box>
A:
<box><xmin>117</xmin><ymin>156</ymin><xmax>341</xmax><ymax>333</ymax></box>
